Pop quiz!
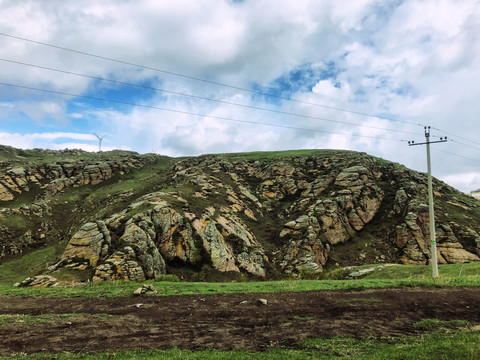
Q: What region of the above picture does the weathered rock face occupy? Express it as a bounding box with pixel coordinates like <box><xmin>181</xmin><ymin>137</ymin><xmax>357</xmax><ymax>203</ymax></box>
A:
<box><xmin>0</xmin><ymin>149</ymin><xmax>154</xmax><ymax>202</ymax></box>
<box><xmin>13</xmin><ymin>275</ymin><xmax>58</xmax><ymax>288</ymax></box>
<box><xmin>62</xmin><ymin>222</ymin><xmax>106</xmax><ymax>266</ymax></box>
<box><xmin>60</xmin><ymin>191</ymin><xmax>268</xmax><ymax>281</ymax></box>
<box><xmin>2</xmin><ymin>146</ymin><xmax>480</xmax><ymax>280</ymax></box>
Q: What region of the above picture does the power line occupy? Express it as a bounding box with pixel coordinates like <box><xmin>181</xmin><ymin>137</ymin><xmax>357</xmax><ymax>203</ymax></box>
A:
<box><xmin>433</xmin><ymin>148</ymin><xmax>480</xmax><ymax>165</ymax></box>
<box><xmin>431</xmin><ymin>126</ymin><xmax>480</xmax><ymax>148</ymax></box>
<box><xmin>448</xmin><ymin>139</ymin><xmax>480</xmax><ymax>152</ymax></box>
<box><xmin>3</xmin><ymin>32</ymin><xmax>477</xmax><ymax>148</ymax></box>
<box><xmin>0</xmin><ymin>31</ymin><xmax>423</xmax><ymax>127</ymax></box>
<box><xmin>0</xmin><ymin>82</ymin><xmax>408</xmax><ymax>143</ymax></box>
<box><xmin>0</xmin><ymin>57</ymin><xmax>420</xmax><ymax>137</ymax></box>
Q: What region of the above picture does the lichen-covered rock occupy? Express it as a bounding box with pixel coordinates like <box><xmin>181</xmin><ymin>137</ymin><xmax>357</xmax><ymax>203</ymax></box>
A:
<box><xmin>118</xmin><ymin>221</ymin><xmax>166</xmax><ymax>279</ymax></box>
<box><xmin>62</xmin><ymin>222</ymin><xmax>105</xmax><ymax>266</ymax></box>
<box><xmin>5</xmin><ymin>146</ymin><xmax>480</xmax><ymax>282</ymax></box>
<box><xmin>0</xmin><ymin>152</ymin><xmax>154</xmax><ymax>201</ymax></box>
<box><xmin>0</xmin><ymin>183</ymin><xmax>14</xmax><ymax>201</ymax></box>
<box><xmin>152</xmin><ymin>204</ymin><xmax>202</xmax><ymax>265</ymax></box>
<box><xmin>437</xmin><ymin>242</ymin><xmax>480</xmax><ymax>263</ymax></box>
<box><xmin>192</xmin><ymin>218</ymin><xmax>239</xmax><ymax>273</ymax></box>
<box><xmin>93</xmin><ymin>249</ymin><xmax>147</xmax><ymax>281</ymax></box>
<box><xmin>14</xmin><ymin>275</ymin><xmax>58</xmax><ymax>287</ymax></box>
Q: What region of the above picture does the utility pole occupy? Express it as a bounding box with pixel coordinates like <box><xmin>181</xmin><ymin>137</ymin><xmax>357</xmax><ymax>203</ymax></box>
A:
<box><xmin>93</xmin><ymin>133</ymin><xmax>104</xmax><ymax>152</ymax></box>
<box><xmin>408</xmin><ymin>126</ymin><xmax>447</xmax><ymax>278</ymax></box>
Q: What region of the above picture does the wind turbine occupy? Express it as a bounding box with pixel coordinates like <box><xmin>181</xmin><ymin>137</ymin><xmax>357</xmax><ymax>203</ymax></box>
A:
<box><xmin>93</xmin><ymin>133</ymin><xmax>105</xmax><ymax>152</ymax></box>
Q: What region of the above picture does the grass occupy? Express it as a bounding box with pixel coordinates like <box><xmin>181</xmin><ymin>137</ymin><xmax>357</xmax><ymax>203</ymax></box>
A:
<box><xmin>1</xmin><ymin>260</ymin><xmax>479</xmax><ymax>296</ymax></box>
<box><xmin>0</xmin><ymin>214</ymin><xmax>29</xmax><ymax>230</ymax></box>
<box><xmin>4</xmin><ymin>329</ymin><xmax>480</xmax><ymax>359</ymax></box>
<box><xmin>1</xmin><ymin>271</ymin><xmax>479</xmax><ymax>298</ymax></box>
<box><xmin>301</xmin><ymin>330</ymin><xmax>480</xmax><ymax>359</ymax></box>
<box><xmin>0</xmin><ymin>313</ymin><xmax>89</xmax><ymax>325</ymax></box>
<box><xmin>413</xmin><ymin>318</ymin><xmax>471</xmax><ymax>330</ymax></box>
<box><xmin>1</xmin><ymin>253</ymin><xmax>479</xmax><ymax>359</ymax></box>
<box><xmin>358</xmin><ymin>262</ymin><xmax>480</xmax><ymax>281</ymax></box>
<box><xmin>0</xmin><ymin>245</ymin><xmax>58</xmax><ymax>284</ymax></box>
<box><xmin>218</xmin><ymin>149</ymin><xmax>345</xmax><ymax>162</ymax></box>
<box><xmin>0</xmin><ymin>146</ymin><xmax>146</xmax><ymax>167</ymax></box>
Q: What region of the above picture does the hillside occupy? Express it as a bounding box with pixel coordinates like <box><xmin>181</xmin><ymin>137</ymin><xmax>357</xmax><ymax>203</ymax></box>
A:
<box><xmin>0</xmin><ymin>145</ymin><xmax>479</xmax><ymax>283</ymax></box>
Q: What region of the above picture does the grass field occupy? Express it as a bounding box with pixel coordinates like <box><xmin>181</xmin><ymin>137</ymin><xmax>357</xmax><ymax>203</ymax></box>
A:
<box><xmin>4</xmin><ymin>327</ymin><xmax>480</xmax><ymax>359</ymax></box>
<box><xmin>1</xmin><ymin>262</ymin><xmax>479</xmax><ymax>297</ymax></box>
<box><xmin>1</xmin><ymin>262</ymin><xmax>479</xmax><ymax>359</ymax></box>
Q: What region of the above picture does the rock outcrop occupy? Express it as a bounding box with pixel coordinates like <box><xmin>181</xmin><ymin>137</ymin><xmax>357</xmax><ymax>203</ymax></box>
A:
<box><xmin>60</xmin><ymin>192</ymin><xmax>268</xmax><ymax>281</ymax></box>
<box><xmin>2</xmin><ymin>146</ymin><xmax>479</xmax><ymax>281</ymax></box>
<box><xmin>0</xmin><ymin>148</ymin><xmax>155</xmax><ymax>202</ymax></box>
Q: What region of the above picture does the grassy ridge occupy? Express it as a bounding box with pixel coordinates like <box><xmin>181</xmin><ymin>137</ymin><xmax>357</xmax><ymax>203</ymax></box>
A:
<box><xmin>217</xmin><ymin>149</ymin><xmax>345</xmax><ymax>161</ymax></box>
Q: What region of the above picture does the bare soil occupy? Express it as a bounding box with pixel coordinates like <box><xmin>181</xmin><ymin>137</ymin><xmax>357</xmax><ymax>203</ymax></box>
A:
<box><xmin>1</xmin><ymin>287</ymin><xmax>479</xmax><ymax>356</ymax></box>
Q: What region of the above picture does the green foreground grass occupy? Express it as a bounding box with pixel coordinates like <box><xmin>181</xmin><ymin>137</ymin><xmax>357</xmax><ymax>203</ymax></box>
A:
<box><xmin>0</xmin><ymin>262</ymin><xmax>479</xmax><ymax>297</ymax></box>
<box><xmin>1</xmin><ymin>262</ymin><xmax>479</xmax><ymax>359</ymax></box>
<box><xmin>5</xmin><ymin>329</ymin><xmax>480</xmax><ymax>359</ymax></box>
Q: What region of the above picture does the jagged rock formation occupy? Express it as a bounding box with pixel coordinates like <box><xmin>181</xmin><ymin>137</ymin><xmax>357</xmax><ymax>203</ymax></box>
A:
<box><xmin>0</xmin><ymin>146</ymin><xmax>158</xmax><ymax>259</ymax></box>
<box><xmin>0</xmin><ymin>149</ymin><xmax>153</xmax><ymax>201</ymax></box>
<box><xmin>1</xmin><ymin>146</ymin><xmax>480</xmax><ymax>281</ymax></box>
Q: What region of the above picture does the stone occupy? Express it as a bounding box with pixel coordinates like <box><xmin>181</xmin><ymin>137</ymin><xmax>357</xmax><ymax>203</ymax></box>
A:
<box><xmin>193</xmin><ymin>219</ymin><xmax>239</xmax><ymax>273</ymax></box>
<box><xmin>133</xmin><ymin>284</ymin><xmax>158</xmax><ymax>296</ymax></box>
<box><xmin>0</xmin><ymin>183</ymin><xmax>14</xmax><ymax>201</ymax></box>
<box><xmin>256</xmin><ymin>298</ymin><xmax>268</xmax><ymax>306</ymax></box>
<box><xmin>153</xmin><ymin>205</ymin><xmax>201</xmax><ymax>265</ymax></box>
<box><xmin>62</xmin><ymin>222</ymin><xmax>105</xmax><ymax>266</ymax></box>
<box><xmin>16</xmin><ymin>275</ymin><xmax>58</xmax><ymax>287</ymax></box>
<box><xmin>118</xmin><ymin>222</ymin><xmax>166</xmax><ymax>279</ymax></box>
<box><xmin>437</xmin><ymin>243</ymin><xmax>480</xmax><ymax>263</ymax></box>
<box><xmin>347</xmin><ymin>267</ymin><xmax>375</xmax><ymax>279</ymax></box>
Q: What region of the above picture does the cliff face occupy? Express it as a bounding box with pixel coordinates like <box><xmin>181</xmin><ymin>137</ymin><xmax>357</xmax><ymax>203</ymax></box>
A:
<box><xmin>1</xmin><ymin>147</ymin><xmax>479</xmax><ymax>281</ymax></box>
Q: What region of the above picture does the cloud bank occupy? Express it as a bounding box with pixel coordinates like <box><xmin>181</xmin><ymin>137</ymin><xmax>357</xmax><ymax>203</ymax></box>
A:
<box><xmin>0</xmin><ymin>0</ymin><xmax>479</xmax><ymax>192</ymax></box>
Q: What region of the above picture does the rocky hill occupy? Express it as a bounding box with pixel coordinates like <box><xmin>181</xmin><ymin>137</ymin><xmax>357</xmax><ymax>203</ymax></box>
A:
<box><xmin>1</xmin><ymin>145</ymin><xmax>479</xmax><ymax>283</ymax></box>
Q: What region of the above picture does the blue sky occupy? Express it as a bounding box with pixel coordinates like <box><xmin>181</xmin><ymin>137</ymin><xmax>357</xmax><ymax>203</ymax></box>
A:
<box><xmin>0</xmin><ymin>0</ymin><xmax>480</xmax><ymax>192</ymax></box>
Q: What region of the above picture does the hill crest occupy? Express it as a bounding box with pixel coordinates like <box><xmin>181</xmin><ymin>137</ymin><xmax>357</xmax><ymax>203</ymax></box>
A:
<box><xmin>1</xmin><ymin>146</ymin><xmax>479</xmax><ymax>283</ymax></box>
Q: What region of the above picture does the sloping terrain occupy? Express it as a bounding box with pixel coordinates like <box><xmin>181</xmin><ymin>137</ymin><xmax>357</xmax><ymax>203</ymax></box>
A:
<box><xmin>0</xmin><ymin>145</ymin><xmax>479</xmax><ymax>283</ymax></box>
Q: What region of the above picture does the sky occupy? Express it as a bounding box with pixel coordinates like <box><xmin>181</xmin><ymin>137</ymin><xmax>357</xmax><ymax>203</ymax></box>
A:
<box><xmin>0</xmin><ymin>0</ymin><xmax>479</xmax><ymax>192</ymax></box>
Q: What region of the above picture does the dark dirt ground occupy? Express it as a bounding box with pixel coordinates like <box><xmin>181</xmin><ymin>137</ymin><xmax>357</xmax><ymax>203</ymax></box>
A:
<box><xmin>1</xmin><ymin>287</ymin><xmax>480</xmax><ymax>356</ymax></box>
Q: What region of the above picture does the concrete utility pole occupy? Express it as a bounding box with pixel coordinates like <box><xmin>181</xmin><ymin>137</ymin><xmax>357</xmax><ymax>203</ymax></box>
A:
<box><xmin>408</xmin><ymin>126</ymin><xmax>447</xmax><ymax>278</ymax></box>
<box><xmin>93</xmin><ymin>133</ymin><xmax>104</xmax><ymax>152</ymax></box>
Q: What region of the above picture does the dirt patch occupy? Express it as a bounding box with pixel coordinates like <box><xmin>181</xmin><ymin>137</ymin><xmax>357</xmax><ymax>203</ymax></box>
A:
<box><xmin>1</xmin><ymin>287</ymin><xmax>479</xmax><ymax>356</ymax></box>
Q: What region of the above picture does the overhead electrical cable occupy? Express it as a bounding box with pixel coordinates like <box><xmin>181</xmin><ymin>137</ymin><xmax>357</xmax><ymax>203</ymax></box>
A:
<box><xmin>448</xmin><ymin>139</ymin><xmax>480</xmax><ymax>152</ymax></box>
<box><xmin>0</xmin><ymin>57</ymin><xmax>420</xmax><ymax>137</ymax></box>
<box><xmin>0</xmin><ymin>32</ymin><xmax>423</xmax><ymax>127</ymax></box>
<box><xmin>433</xmin><ymin>148</ymin><xmax>480</xmax><ymax>165</ymax></box>
<box><xmin>431</xmin><ymin>126</ymin><xmax>480</xmax><ymax>148</ymax></box>
<box><xmin>2</xmin><ymin>32</ymin><xmax>476</xmax><ymax>148</ymax></box>
<box><xmin>0</xmin><ymin>82</ymin><xmax>408</xmax><ymax>143</ymax></box>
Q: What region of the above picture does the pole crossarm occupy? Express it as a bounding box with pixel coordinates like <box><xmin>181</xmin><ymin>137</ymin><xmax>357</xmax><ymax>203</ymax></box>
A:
<box><xmin>407</xmin><ymin>126</ymin><xmax>447</xmax><ymax>279</ymax></box>
<box><xmin>408</xmin><ymin>139</ymin><xmax>448</xmax><ymax>146</ymax></box>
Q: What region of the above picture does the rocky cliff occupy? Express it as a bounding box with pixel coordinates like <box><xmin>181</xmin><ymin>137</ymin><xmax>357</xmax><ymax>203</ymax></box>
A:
<box><xmin>1</xmin><ymin>146</ymin><xmax>479</xmax><ymax>281</ymax></box>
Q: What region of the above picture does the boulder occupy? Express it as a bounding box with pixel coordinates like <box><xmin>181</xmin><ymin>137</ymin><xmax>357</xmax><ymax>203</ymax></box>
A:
<box><xmin>14</xmin><ymin>275</ymin><xmax>58</xmax><ymax>287</ymax></box>
<box><xmin>62</xmin><ymin>222</ymin><xmax>105</xmax><ymax>266</ymax></box>
<box><xmin>133</xmin><ymin>284</ymin><xmax>158</xmax><ymax>296</ymax></box>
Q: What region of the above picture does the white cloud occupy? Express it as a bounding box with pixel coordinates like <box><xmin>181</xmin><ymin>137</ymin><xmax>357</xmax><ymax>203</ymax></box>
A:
<box><xmin>441</xmin><ymin>172</ymin><xmax>480</xmax><ymax>194</ymax></box>
<box><xmin>0</xmin><ymin>131</ymin><xmax>97</xmax><ymax>149</ymax></box>
<box><xmin>0</xmin><ymin>0</ymin><xmax>479</xmax><ymax>192</ymax></box>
